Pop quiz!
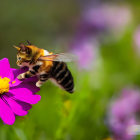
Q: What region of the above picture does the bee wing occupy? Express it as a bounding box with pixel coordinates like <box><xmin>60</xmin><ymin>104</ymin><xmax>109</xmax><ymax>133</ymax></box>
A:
<box><xmin>38</xmin><ymin>53</ymin><xmax>77</xmax><ymax>62</ymax></box>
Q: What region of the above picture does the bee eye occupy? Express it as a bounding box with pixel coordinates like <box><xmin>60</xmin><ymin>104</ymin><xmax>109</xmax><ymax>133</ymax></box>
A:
<box><xmin>18</xmin><ymin>57</ymin><xmax>21</xmax><ymax>60</ymax></box>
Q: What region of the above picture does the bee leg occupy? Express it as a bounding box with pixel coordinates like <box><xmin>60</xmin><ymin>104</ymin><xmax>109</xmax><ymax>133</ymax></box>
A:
<box><xmin>29</xmin><ymin>58</ymin><xmax>36</xmax><ymax>65</ymax></box>
<box><xmin>36</xmin><ymin>73</ymin><xmax>49</xmax><ymax>87</ymax></box>
<box><xmin>36</xmin><ymin>80</ymin><xmax>43</xmax><ymax>87</ymax></box>
<box><xmin>17</xmin><ymin>73</ymin><xmax>25</xmax><ymax>80</ymax></box>
<box><xmin>17</xmin><ymin>70</ymin><xmax>35</xmax><ymax>80</ymax></box>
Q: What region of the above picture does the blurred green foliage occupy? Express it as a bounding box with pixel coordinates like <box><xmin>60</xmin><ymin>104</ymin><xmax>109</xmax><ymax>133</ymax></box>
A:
<box><xmin>1</xmin><ymin>0</ymin><xmax>140</xmax><ymax>140</ymax></box>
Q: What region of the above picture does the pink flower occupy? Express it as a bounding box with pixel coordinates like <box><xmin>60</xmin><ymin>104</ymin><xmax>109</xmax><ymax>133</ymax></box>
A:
<box><xmin>0</xmin><ymin>58</ymin><xmax>41</xmax><ymax>125</ymax></box>
<box><xmin>108</xmin><ymin>88</ymin><xmax>140</xmax><ymax>140</ymax></box>
<box><xmin>134</xmin><ymin>26</ymin><xmax>140</xmax><ymax>54</ymax></box>
<box><xmin>81</xmin><ymin>4</ymin><xmax>132</xmax><ymax>35</ymax></box>
<box><xmin>72</xmin><ymin>39</ymin><xmax>98</xmax><ymax>69</ymax></box>
<box><xmin>70</xmin><ymin>4</ymin><xmax>131</xmax><ymax>69</ymax></box>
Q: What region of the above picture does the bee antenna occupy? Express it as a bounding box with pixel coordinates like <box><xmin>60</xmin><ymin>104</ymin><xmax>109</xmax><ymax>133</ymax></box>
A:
<box><xmin>27</xmin><ymin>40</ymin><xmax>32</xmax><ymax>45</ymax></box>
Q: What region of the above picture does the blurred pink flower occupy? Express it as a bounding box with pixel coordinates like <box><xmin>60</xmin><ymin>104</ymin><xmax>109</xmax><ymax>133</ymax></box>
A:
<box><xmin>0</xmin><ymin>58</ymin><xmax>41</xmax><ymax>125</ymax></box>
<box><xmin>71</xmin><ymin>4</ymin><xmax>132</xmax><ymax>69</ymax></box>
<box><xmin>81</xmin><ymin>4</ymin><xmax>132</xmax><ymax>35</ymax></box>
<box><xmin>108</xmin><ymin>88</ymin><xmax>140</xmax><ymax>140</ymax></box>
<box><xmin>134</xmin><ymin>26</ymin><xmax>140</xmax><ymax>53</ymax></box>
<box><xmin>72</xmin><ymin>39</ymin><xmax>98</xmax><ymax>69</ymax></box>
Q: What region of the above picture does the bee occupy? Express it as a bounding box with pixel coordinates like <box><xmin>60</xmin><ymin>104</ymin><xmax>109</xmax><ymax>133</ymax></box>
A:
<box><xmin>14</xmin><ymin>41</ymin><xmax>75</xmax><ymax>93</ymax></box>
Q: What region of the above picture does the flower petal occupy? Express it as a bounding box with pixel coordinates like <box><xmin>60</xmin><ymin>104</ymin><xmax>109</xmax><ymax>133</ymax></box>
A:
<box><xmin>4</xmin><ymin>96</ymin><xmax>28</xmax><ymax>116</ymax></box>
<box><xmin>0</xmin><ymin>58</ymin><xmax>13</xmax><ymax>79</ymax></box>
<box><xmin>10</xmin><ymin>67</ymin><xmax>28</xmax><ymax>87</ymax></box>
<box><xmin>15</xmin><ymin>100</ymin><xmax>32</xmax><ymax>111</ymax></box>
<box><xmin>0</xmin><ymin>97</ymin><xmax>15</xmax><ymax>125</ymax></box>
<box><xmin>9</xmin><ymin>82</ymin><xmax>41</xmax><ymax>104</ymax></box>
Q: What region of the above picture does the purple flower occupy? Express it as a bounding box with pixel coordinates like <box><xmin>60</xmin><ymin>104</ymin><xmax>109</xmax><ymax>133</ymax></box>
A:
<box><xmin>0</xmin><ymin>58</ymin><xmax>41</xmax><ymax>125</ymax></box>
<box><xmin>71</xmin><ymin>39</ymin><xmax>98</xmax><ymax>69</ymax></box>
<box><xmin>108</xmin><ymin>88</ymin><xmax>140</xmax><ymax>140</ymax></box>
<box><xmin>134</xmin><ymin>26</ymin><xmax>140</xmax><ymax>54</ymax></box>
<box><xmin>81</xmin><ymin>4</ymin><xmax>132</xmax><ymax>35</ymax></box>
<box><xmin>70</xmin><ymin>4</ymin><xmax>131</xmax><ymax>69</ymax></box>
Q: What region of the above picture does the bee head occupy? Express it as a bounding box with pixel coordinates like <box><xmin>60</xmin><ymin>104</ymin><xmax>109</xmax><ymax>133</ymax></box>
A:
<box><xmin>14</xmin><ymin>43</ymin><xmax>32</xmax><ymax>67</ymax></box>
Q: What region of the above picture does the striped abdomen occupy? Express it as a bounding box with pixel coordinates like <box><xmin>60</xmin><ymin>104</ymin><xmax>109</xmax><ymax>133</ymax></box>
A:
<box><xmin>51</xmin><ymin>62</ymin><xmax>74</xmax><ymax>93</ymax></box>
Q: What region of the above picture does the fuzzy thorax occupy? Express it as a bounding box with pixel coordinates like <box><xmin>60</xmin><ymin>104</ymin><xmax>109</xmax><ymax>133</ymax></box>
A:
<box><xmin>0</xmin><ymin>77</ymin><xmax>10</xmax><ymax>94</ymax></box>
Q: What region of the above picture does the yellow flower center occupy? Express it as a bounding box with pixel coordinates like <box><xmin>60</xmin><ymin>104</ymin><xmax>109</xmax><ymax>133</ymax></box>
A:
<box><xmin>0</xmin><ymin>77</ymin><xmax>10</xmax><ymax>94</ymax></box>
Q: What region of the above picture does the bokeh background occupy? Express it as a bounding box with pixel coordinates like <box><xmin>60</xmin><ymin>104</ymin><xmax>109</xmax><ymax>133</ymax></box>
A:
<box><xmin>1</xmin><ymin>0</ymin><xmax>140</xmax><ymax>140</ymax></box>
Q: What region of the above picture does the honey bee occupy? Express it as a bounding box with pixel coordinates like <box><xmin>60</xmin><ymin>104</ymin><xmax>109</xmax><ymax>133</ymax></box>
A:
<box><xmin>14</xmin><ymin>41</ymin><xmax>75</xmax><ymax>93</ymax></box>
